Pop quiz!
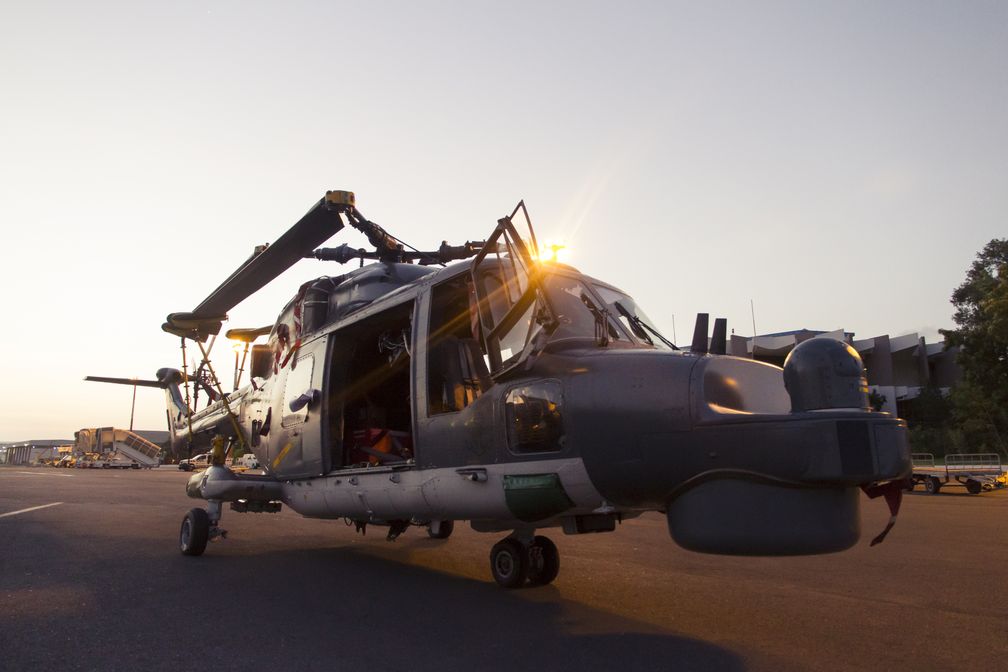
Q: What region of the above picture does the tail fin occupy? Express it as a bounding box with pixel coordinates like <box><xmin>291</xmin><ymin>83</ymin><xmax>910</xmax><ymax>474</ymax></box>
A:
<box><xmin>85</xmin><ymin>369</ymin><xmax>188</xmax><ymax>449</ymax></box>
<box><xmin>155</xmin><ymin>368</ymin><xmax>187</xmax><ymax>450</ymax></box>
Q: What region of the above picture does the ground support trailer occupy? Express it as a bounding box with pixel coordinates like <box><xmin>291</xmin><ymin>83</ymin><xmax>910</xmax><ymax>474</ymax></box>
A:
<box><xmin>908</xmin><ymin>453</ymin><xmax>1005</xmax><ymax>495</ymax></box>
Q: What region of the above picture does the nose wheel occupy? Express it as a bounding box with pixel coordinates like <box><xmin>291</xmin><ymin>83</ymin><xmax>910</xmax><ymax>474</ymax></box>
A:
<box><xmin>180</xmin><ymin>508</ymin><xmax>210</xmax><ymax>556</ymax></box>
<box><xmin>489</xmin><ymin>534</ymin><xmax>560</xmax><ymax>588</ymax></box>
<box><xmin>179</xmin><ymin>501</ymin><xmax>227</xmax><ymax>556</ymax></box>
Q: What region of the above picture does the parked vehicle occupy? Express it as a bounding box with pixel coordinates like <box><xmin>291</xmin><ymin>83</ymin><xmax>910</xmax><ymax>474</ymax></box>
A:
<box><xmin>908</xmin><ymin>453</ymin><xmax>1005</xmax><ymax>494</ymax></box>
<box><xmin>178</xmin><ymin>453</ymin><xmax>212</xmax><ymax>472</ymax></box>
<box><xmin>237</xmin><ymin>454</ymin><xmax>260</xmax><ymax>469</ymax></box>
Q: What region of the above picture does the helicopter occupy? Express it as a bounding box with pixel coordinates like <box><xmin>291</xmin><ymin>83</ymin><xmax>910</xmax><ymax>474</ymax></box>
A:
<box><xmin>87</xmin><ymin>190</ymin><xmax>911</xmax><ymax>589</ymax></box>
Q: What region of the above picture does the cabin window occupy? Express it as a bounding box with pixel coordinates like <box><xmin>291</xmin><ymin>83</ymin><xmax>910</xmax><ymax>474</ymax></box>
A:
<box><xmin>427</xmin><ymin>277</ymin><xmax>490</xmax><ymax>414</ymax></box>
<box><xmin>250</xmin><ymin>344</ymin><xmax>272</xmax><ymax>380</ymax></box>
<box><xmin>505</xmin><ymin>381</ymin><xmax>564</xmax><ymax>453</ymax></box>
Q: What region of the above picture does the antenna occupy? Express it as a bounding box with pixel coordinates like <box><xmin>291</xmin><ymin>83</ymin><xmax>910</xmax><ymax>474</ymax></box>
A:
<box><xmin>750</xmin><ymin>299</ymin><xmax>758</xmax><ymax>359</ymax></box>
<box><xmin>691</xmin><ymin>313</ymin><xmax>710</xmax><ymax>354</ymax></box>
<box><xmin>711</xmin><ymin>318</ymin><xmax>727</xmax><ymax>355</ymax></box>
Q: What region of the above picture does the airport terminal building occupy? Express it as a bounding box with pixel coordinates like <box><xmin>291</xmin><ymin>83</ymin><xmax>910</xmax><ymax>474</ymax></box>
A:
<box><xmin>728</xmin><ymin>328</ymin><xmax>961</xmax><ymax>415</ymax></box>
<box><xmin>0</xmin><ymin>439</ymin><xmax>72</xmax><ymax>465</ymax></box>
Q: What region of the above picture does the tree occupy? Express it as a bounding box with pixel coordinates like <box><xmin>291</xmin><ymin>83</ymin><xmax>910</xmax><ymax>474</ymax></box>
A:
<box><xmin>940</xmin><ymin>239</ymin><xmax>1008</xmax><ymax>454</ymax></box>
<box><xmin>868</xmin><ymin>389</ymin><xmax>887</xmax><ymax>412</ymax></box>
<box><xmin>949</xmin><ymin>380</ymin><xmax>1006</xmax><ymax>454</ymax></box>
<box><xmin>901</xmin><ymin>385</ymin><xmax>954</xmax><ymax>457</ymax></box>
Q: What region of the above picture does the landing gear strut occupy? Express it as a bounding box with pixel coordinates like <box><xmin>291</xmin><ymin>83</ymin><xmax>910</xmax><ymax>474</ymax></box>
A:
<box><xmin>489</xmin><ymin>533</ymin><xmax>560</xmax><ymax>589</ymax></box>
<box><xmin>427</xmin><ymin>519</ymin><xmax>454</xmax><ymax>539</ymax></box>
<box><xmin>527</xmin><ymin>535</ymin><xmax>560</xmax><ymax>586</ymax></box>
<box><xmin>179</xmin><ymin>500</ymin><xmax>227</xmax><ymax>556</ymax></box>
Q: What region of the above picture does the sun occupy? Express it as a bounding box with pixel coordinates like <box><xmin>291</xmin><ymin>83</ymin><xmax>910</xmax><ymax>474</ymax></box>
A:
<box><xmin>539</xmin><ymin>240</ymin><xmax>570</xmax><ymax>264</ymax></box>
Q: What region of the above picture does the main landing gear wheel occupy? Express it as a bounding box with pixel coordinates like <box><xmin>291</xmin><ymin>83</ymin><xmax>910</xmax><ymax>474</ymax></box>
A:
<box><xmin>427</xmin><ymin>520</ymin><xmax>454</xmax><ymax>539</ymax></box>
<box><xmin>180</xmin><ymin>508</ymin><xmax>210</xmax><ymax>556</ymax></box>
<box><xmin>490</xmin><ymin>538</ymin><xmax>529</xmax><ymax>589</ymax></box>
<box><xmin>527</xmin><ymin>535</ymin><xmax>560</xmax><ymax>586</ymax></box>
<box><xmin>489</xmin><ymin>535</ymin><xmax>561</xmax><ymax>588</ymax></box>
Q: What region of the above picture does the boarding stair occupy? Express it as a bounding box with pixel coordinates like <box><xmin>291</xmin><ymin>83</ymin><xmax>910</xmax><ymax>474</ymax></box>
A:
<box><xmin>114</xmin><ymin>430</ymin><xmax>162</xmax><ymax>468</ymax></box>
<box><xmin>76</xmin><ymin>427</ymin><xmax>162</xmax><ymax>468</ymax></box>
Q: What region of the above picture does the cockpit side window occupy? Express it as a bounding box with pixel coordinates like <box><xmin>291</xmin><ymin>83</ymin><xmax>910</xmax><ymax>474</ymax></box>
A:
<box><xmin>427</xmin><ymin>277</ymin><xmax>491</xmax><ymax>414</ymax></box>
<box><xmin>469</xmin><ymin>203</ymin><xmax>556</xmax><ymax>377</ymax></box>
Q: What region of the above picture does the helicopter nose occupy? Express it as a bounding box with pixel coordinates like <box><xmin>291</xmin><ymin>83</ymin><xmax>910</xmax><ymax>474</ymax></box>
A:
<box><xmin>569</xmin><ymin>348</ymin><xmax>907</xmax><ymax>556</ymax></box>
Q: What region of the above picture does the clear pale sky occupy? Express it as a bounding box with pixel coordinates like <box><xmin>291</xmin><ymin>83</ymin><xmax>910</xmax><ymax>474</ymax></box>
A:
<box><xmin>1</xmin><ymin>1</ymin><xmax>1005</xmax><ymax>440</ymax></box>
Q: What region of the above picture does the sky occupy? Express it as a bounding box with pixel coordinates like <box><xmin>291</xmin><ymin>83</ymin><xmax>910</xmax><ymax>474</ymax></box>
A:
<box><xmin>1</xmin><ymin>1</ymin><xmax>1005</xmax><ymax>440</ymax></box>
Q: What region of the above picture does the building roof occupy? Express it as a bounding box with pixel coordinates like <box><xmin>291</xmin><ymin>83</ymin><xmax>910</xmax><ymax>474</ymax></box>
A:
<box><xmin>757</xmin><ymin>328</ymin><xmax>856</xmax><ymax>340</ymax></box>
<box><xmin>0</xmin><ymin>439</ymin><xmax>74</xmax><ymax>448</ymax></box>
<box><xmin>134</xmin><ymin>430</ymin><xmax>170</xmax><ymax>444</ymax></box>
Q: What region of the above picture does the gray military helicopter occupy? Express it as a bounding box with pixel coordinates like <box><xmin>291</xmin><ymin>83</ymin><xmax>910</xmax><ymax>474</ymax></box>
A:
<box><xmin>88</xmin><ymin>190</ymin><xmax>911</xmax><ymax>588</ymax></box>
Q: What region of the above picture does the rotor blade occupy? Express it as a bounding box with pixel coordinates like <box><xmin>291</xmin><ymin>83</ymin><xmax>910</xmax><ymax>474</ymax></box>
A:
<box><xmin>185</xmin><ymin>192</ymin><xmax>351</xmax><ymax>321</ymax></box>
<box><xmin>85</xmin><ymin>376</ymin><xmax>167</xmax><ymax>389</ymax></box>
<box><xmin>224</xmin><ymin>325</ymin><xmax>273</xmax><ymax>342</ymax></box>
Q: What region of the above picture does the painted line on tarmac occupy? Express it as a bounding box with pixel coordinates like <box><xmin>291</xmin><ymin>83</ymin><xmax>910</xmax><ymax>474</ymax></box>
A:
<box><xmin>4</xmin><ymin>471</ymin><xmax>74</xmax><ymax>478</ymax></box>
<box><xmin>0</xmin><ymin>502</ymin><xmax>64</xmax><ymax>519</ymax></box>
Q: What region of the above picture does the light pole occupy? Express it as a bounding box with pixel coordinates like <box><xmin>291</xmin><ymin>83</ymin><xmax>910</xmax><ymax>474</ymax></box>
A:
<box><xmin>129</xmin><ymin>383</ymin><xmax>137</xmax><ymax>431</ymax></box>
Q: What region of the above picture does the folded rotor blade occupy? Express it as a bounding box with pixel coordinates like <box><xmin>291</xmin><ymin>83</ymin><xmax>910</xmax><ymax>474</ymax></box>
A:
<box><xmin>85</xmin><ymin>376</ymin><xmax>167</xmax><ymax>389</ymax></box>
<box><xmin>186</xmin><ymin>194</ymin><xmax>349</xmax><ymax>321</ymax></box>
<box><xmin>224</xmin><ymin>325</ymin><xmax>273</xmax><ymax>342</ymax></box>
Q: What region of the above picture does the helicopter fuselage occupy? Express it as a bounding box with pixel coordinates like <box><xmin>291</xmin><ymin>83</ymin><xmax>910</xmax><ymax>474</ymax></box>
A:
<box><xmin>179</xmin><ymin>257</ymin><xmax>909</xmax><ymax>556</ymax></box>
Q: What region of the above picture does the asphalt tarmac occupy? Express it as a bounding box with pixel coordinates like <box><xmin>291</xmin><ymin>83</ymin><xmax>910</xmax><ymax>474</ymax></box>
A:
<box><xmin>1</xmin><ymin>465</ymin><xmax>1006</xmax><ymax>672</ymax></box>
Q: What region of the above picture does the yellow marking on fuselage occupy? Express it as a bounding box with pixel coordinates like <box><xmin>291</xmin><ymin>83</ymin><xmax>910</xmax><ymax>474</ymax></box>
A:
<box><xmin>272</xmin><ymin>440</ymin><xmax>295</xmax><ymax>470</ymax></box>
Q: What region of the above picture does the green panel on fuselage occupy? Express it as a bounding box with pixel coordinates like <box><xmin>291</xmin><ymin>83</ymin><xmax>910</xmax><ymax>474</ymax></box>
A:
<box><xmin>503</xmin><ymin>473</ymin><xmax>574</xmax><ymax>522</ymax></box>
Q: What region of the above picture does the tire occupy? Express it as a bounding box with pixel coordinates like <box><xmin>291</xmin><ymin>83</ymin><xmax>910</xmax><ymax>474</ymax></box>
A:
<box><xmin>965</xmin><ymin>480</ymin><xmax>982</xmax><ymax>495</ymax></box>
<box><xmin>925</xmin><ymin>477</ymin><xmax>941</xmax><ymax>495</ymax></box>
<box><xmin>527</xmin><ymin>535</ymin><xmax>560</xmax><ymax>586</ymax></box>
<box><xmin>180</xmin><ymin>508</ymin><xmax>210</xmax><ymax>556</ymax></box>
<box><xmin>427</xmin><ymin>520</ymin><xmax>454</xmax><ymax>540</ymax></box>
<box><xmin>490</xmin><ymin>538</ymin><xmax>528</xmax><ymax>589</ymax></box>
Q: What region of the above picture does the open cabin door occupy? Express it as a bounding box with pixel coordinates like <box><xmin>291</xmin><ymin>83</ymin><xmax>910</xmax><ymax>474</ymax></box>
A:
<box><xmin>470</xmin><ymin>201</ymin><xmax>555</xmax><ymax>379</ymax></box>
